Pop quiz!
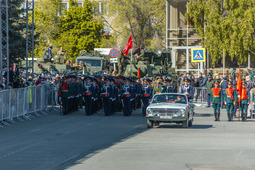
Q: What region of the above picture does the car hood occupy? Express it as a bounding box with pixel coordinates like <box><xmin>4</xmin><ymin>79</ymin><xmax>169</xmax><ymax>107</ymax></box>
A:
<box><xmin>148</xmin><ymin>103</ymin><xmax>187</xmax><ymax>109</ymax></box>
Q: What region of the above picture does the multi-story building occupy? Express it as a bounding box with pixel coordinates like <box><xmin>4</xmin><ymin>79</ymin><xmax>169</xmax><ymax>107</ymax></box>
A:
<box><xmin>166</xmin><ymin>0</ymin><xmax>203</xmax><ymax>74</ymax></box>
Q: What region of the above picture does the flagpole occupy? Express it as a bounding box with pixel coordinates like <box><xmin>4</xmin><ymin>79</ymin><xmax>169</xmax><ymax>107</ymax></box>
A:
<box><xmin>238</xmin><ymin>99</ymin><xmax>240</xmax><ymax>121</ymax></box>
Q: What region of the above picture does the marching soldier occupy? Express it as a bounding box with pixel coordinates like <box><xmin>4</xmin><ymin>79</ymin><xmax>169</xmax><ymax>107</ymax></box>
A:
<box><xmin>84</xmin><ymin>76</ymin><xmax>94</xmax><ymax>115</ymax></box>
<box><xmin>135</xmin><ymin>78</ymin><xmax>142</xmax><ymax>109</ymax></box>
<box><xmin>181</xmin><ymin>78</ymin><xmax>194</xmax><ymax>102</ymax></box>
<box><xmin>240</xmin><ymin>82</ymin><xmax>250</xmax><ymax>121</ymax></box>
<box><xmin>110</xmin><ymin>77</ymin><xmax>118</xmax><ymax>114</ymax></box>
<box><xmin>220</xmin><ymin>77</ymin><xmax>228</xmax><ymax>109</ymax></box>
<box><xmin>211</xmin><ymin>80</ymin><xmax>223</xmax><ymax>121</ymax></box>
<box><xmin>116</xmin><ymin>76</ymin><xmax>123</xmax><ymax>112</ymax></box>
<box><xmin>141</xmin><ymin>78</ymin><xmax>153</xmax><ymax>116</ymax></box>
<box><xmin>101</xmin><ymin>77</ymin><xmax>113</xmax><ymax>116</ymax></box>
<box><xmin>92</xmin><ymin>77</ymin><xmax>100</xmax><ymax>113</ymax></box>
<box><xmin>224</xmin><ymin>82</ymin><xmax>237</xmax><ymax>121</ymax></box>
<box><xmin>121</xmin><ymin>78</ymin><xmax>134</xmax><ymax>116</ymax></box>
<box><xmin>58</xmin><ymin>77</ymin><xmax>69</xmax><ymax>115</ymax></box>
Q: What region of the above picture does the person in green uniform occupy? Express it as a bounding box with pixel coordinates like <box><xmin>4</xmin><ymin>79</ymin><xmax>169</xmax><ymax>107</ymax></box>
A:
<box><xmin>224</xmin><ymin>82</ymin><xmax>237</xmax><ymax>121</ymax></box>
<box><xmin>240</xmin><ymin>82</ymin><xmax>250</xmax><ymax>121</ymax></box>
<box><xmin>211</xmin><ymin>80</ymin><xmax>223</xmax><ymax>121</ymax></box>
<box><xmin>231</xmin><ymin>68</ymin><xmax>236</xmax><ymax>80</ymax></box>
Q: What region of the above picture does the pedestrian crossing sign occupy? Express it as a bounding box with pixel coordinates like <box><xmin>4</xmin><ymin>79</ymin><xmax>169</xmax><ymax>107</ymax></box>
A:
<box><xmin>191</xmin><ymin>48</ymin><xmax>205</xmax><ymax>62</ymax></box>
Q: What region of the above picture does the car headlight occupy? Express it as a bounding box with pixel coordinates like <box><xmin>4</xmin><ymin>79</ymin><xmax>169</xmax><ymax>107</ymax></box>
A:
<box><xmin>146</xmin><ymin>108</ymin><xmax>152</xmax><ymax>116</ymax></box>
<box><xmin>178</xmin><ymin>109</ymin><xmax>186</xmax><ymax>117</ymax></box>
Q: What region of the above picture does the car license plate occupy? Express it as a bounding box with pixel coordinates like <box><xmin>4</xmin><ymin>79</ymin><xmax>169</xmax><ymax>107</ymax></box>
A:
<box><xmin>160</xmin><ymin>116</ymin><xmax>172</xmax><ymax>119</ymax></box>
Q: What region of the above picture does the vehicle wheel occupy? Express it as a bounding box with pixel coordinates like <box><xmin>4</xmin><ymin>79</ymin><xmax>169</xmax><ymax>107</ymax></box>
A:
<box><xmin>147</xmin><ymin>119</ymin><xmax>154</xmax><ymax>128</ymax></box>
<box><xmin>188</xmin><ymin>118</ymin><xmax>193</xmax><ymax>126</ymax></box>
<box><xmin>182</xmin><ymin>118</ymin><xmax>189</xmax><ymax>128</ymax></box>
<box><xmin>154</xmin><ymin>122</ymin><xmax>159</xmax><ymax>126</ymax></box>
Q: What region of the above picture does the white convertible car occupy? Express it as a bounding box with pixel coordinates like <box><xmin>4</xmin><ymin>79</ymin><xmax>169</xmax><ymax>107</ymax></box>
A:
<box><xmin>146</xmin><ymin>93</ymin><xmax>195</xmax><ymax>128</ymax></box>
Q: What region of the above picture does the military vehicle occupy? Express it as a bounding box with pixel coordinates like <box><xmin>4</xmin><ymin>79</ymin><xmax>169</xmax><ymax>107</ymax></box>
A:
<box><xmin>76</xmin><ymin>50</ymin><xmax>105</xmax><ymax>73</ymax></box>
<box><xmin>24</xmin><ymin>50</ymin><xmax>107</xmax><ymax>74</ymax></box>
<box><xmin>119</xmin><ymin>48</ymin><xmax>176</xmax><ymax>78</ymax></box>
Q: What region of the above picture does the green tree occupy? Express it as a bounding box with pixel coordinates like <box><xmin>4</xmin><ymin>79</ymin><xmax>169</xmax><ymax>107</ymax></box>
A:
<box><xmin>107</xmin><ymin>0</ymin><xmax>166</xmax><ymax>49</ymax></box>
<box><xmin>186</xmin><ymin>0</ymin><xmax>255</xmax><ymax>65</ymax></box>
<box><xmin>34</xmin><ymin>0</ymin><xmax>62</xmax><ymax>58</ymax></box>
<box><xmin>9</xmin><ymin>0</ymin><xmax>27</xmax><ymax>63</ymax></box>
<box><xmin>58</xmin><ymin>0</ymin><xmax>104</xmax><ymax>60</ymax></box>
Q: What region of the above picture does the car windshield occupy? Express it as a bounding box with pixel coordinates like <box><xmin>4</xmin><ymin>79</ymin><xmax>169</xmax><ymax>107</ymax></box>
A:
<box><xmin>152</xmin><ymin>94</ymin><xmax>187</xmax><ymax>104</ymax></box>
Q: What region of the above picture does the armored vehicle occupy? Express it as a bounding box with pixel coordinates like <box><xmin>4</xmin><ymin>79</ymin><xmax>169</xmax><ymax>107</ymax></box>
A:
<box><xmin>30</xmin><ymin>50</ymin><xmax>106</xmax><ymax>74</ymax></box>
<box><xmin>119</xmin><ymin>48</ymin><xmax>176</xmax><ymax>78</ymax></box>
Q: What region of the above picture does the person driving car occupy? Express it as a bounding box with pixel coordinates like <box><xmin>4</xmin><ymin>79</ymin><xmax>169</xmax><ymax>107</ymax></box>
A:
<box><xmin>175</xmin><ymin>96</ymin><xmax>183</xmax><ymax>103</ymax></box>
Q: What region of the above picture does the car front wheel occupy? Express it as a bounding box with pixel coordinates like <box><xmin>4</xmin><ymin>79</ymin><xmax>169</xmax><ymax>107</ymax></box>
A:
<box><xmin>188</xmin><ymin>118</ymin><xmax>193</xmax><ymax>126</ymax></box>
<box><xmin>147</xmin><ymin>119</ymin><xmax>154</xmax><ymax>128</ymax></box>
<box><xmin>182</xmin><ymin>118</ymin><xmax>189</xmax><ymax>128</ymax></box>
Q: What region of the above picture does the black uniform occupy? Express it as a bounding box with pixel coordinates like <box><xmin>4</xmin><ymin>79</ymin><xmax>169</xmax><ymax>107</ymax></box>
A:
<box><xmin>141</xmin><ymin>83</ymin><xmax>153</xmax><ymax>116</ymax></box>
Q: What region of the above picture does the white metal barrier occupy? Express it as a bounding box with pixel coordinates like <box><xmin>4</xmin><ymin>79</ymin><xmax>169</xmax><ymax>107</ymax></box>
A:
<box><xmin>193</xmin><ymin>87</ymin><xmax>207</xmax><ymax>104</ymax></box>
<box><xmin>0</xmin><ymin>84</ymin><xmax>54</xmax><ymax>125</ymax></box>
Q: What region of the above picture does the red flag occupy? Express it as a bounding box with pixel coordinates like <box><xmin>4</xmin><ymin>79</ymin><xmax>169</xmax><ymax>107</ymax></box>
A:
<box><xmin>236</xmin><ymin>68</ymin><xmax>242</xmax><ymax>102</ymax></box>
<box><xmin>123</xmin><ymin>35</ymin><xmax>133</xmax><ymax>56</ymax></box>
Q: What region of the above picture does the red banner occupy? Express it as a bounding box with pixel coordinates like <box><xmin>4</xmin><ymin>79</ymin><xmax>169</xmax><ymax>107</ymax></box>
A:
<box><xmin>236</xmin><ymin>68</ymin><xmax>242</xmax><ymax>102</ymax></box>
<box><xmin>123</xmin><ymin>35</ymin><xmax>133</xmax><ymax>56</ymax></box>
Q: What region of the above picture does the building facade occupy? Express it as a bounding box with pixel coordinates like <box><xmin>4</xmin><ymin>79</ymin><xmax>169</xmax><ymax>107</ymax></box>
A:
<box><xmin>166</xmin><ymin>0</ymin><xmax>203</xmax><ymax>74</ymax></box>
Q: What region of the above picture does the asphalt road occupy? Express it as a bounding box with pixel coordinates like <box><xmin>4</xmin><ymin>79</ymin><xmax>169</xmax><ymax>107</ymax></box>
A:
<box><xmin>1</xmin><ymin>106</ymin><xmax>255</xmax><ymax>170</ymax></box>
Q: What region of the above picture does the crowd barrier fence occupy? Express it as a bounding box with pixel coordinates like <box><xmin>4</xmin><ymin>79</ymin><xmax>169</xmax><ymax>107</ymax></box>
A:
<box><xmin>0</xmin><ymin>84</ymin><xmax>55</xmax><ymax>127</ymax></box>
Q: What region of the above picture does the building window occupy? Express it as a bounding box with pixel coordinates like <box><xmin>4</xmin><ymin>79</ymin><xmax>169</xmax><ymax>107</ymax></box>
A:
<box><xmin>59</xmin><ymin>2</ymin><xmax>69</xmax><ymax>16</ymax></box>
<box><xmin>93</xmin><ymin>2</ymin><xmax>105</xmax><ymax>16</ymax></box>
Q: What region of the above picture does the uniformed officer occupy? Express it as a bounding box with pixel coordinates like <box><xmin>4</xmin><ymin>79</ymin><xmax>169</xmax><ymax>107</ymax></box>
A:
<box><xmin>121</xmin><ymin>78</ymin><xmax>134</xmax><ymax>116</ymax></box>
<box><xmin>141</xmin><ymin>78</ymin><xmax>153</xmax><ymax>116</ymax></box>
<box><xmin>110</xmin><ymin>77</ymin><xmax>118</xmax><ymax>114</ymax></box>
<box><xmin>153</xmin><ymin>77</ymin><xmax>162</xmax><ymax>95</ymax></box>
<box><xmin>239</xmin><ymin>82</ymin><xmax>250</xmax><ymax>121</ymax></box>
<box><xmin>101</xmin><ymin>77</ymin><xmax>113</xmax><ymax>116</ymax></box>
<box><xmin>92</xmin><ymin>77</ymin><xmax>100</xmax><ymax>113</ymax></box>
<box><xmin>135</xmin><ymin>78</ymin><xmax>142</xmax><ymax>109</ymax></box>
<box><xmin>164</xmin><ymin>78</ymin><xmax>174</xmax><ymax>93</ymax></box>
<box><xmin>181</xmin><ymin>78</ymin><xmax>194</xmax><ymax>102</ymax></box>
<box><xmin>211</xmin><ymin>80</ymin><xmax>223</xmax><ymax>121</ymax></box>
<box><xmin>116</xmin><ymin>76</ymin><xmax>123</xmax><ymax>112</ymax></box>
<box><xmin>84</xmin><ymin>76</ymin><xmax>94</xmax><ymax>115</ymax></box>
<box><xmin>231</xmin><ymin>68</ymin><xmax>236</xmax><ymax>80</ymax></box>
<box><xmin>220</xmin><ymin>77</ymin><xmax>228</xmax><ymax>109</ymax></box>
<box><xmin>224</xmin><ymin>82</ymin><xmax>237</xmax><ymax>121</ymax></box>
<box><xmin>58</xmin><ymin>77</ymin><xmax>69</xmax><ymax>115</ymax></box>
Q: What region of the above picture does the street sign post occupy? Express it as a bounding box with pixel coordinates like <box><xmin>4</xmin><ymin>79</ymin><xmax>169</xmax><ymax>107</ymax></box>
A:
<box><xmin>109</xmin><ymin>48</ymin><xmax>118</xmax><ymax>58</ymax></box>
<box><xmin>191</xmin><ymin>48</ymin><xmax>205</xmax><ymax>63</ymax></box>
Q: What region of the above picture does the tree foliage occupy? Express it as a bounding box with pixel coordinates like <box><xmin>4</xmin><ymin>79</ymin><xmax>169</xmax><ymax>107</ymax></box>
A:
<box><xmin>186</xmin><ymin>0</ymin><xmax>255</xmax><ymax>65</ymax></box>
<box><xmin>9</xmin><ymin>0</ymin><xmax>27</xmax><ymax>63</ymax></box>
<box><xmin>107</xmin><ymin>0</ymin><xmax>166</xmax><ymax>49</ymax></box>
<box><xmin>34</xmin><ymin>0</ymin><xmax>62</xmax><ymax>58</ymax></box>
<box><xmin>57</xmin><ymin>0</ymin><xmax>104</xmax><ymax>59</ymax></box>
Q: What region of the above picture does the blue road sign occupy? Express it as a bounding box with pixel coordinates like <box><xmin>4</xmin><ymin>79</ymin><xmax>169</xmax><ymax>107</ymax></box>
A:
<box><xmin>191</xmin><ymin>48</ymin><xmax>205</xmax><ymax>62</ymax></box>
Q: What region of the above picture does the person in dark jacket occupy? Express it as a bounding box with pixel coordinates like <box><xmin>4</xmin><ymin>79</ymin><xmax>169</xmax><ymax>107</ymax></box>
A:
<box><xmin>195</xmin><ymin>73</ymin><xmax>204</xmax><ymax>102</ymax></box>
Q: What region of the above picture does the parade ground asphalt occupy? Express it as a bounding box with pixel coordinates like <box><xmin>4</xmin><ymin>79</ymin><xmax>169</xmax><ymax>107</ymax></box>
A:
<box><xmin>1</xmin><ymin>106</ymin><xmax>255</xmax><ymax>170</ymax></box>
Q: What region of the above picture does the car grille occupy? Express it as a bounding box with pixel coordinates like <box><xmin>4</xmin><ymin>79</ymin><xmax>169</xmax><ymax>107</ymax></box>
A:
<box><xmin>151</xmin><ymin>108</ymin><xmax>180</xmax><ymax>115</ymax></box>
